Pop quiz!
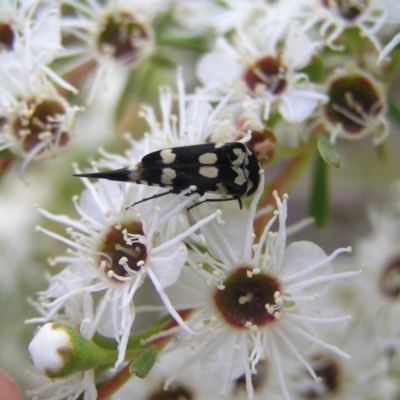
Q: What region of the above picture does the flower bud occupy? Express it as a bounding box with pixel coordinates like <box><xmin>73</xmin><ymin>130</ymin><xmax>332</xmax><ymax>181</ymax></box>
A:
<box><xmin>28</xmin><ymin>323</ymin><xmax>117</xmax><ymax>378</ymax></box>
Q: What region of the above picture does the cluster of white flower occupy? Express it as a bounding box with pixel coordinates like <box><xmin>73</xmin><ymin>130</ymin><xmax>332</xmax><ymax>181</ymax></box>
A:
<box><xmin>0</xmin><ymin>0</ymin><xmax>398</xmax><ymax>400</ymax></box>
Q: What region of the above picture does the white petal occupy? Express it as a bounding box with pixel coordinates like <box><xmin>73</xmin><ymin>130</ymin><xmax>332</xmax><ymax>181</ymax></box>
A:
<box><xmin>197</xmin><ymin>46</ymin><xmax>243</xmax><ymax>87</ymax></box>
<box><xmin>31</xmin><ymin>11</ymin><xmax>62</xmax><ymax>63</ymax></box>
<box><xmin>201</xmin><ymin>334</ymin><xmax>245</xmax><ymax>381</ymax></box>
<box><xmin>281</xmin><ymin>241</ymin><xmax>332</xmax><ymax>278</ymax></box>
<box><xmin>279</xmin><ymin>92</ymin><xmax>320</xmax><ymax>123</ymax></box>
<box><xmin>199</xmin><ymin>207</ymin><xmax>250</xmax><ymax>265</ymax></box>
<box><xmin>283</xmin><ymin>28</ymin><xmax>316</xmax><ymax>70</ymax></box>
<box><xmin>150</xmin><ymin>242</ymin><xmax>188</xmax><ymax>288</ymax></box>
<box><xmin>78</xmin><ymin>181</ymin><xmax>124</xmax><ymax>223</ymax></box>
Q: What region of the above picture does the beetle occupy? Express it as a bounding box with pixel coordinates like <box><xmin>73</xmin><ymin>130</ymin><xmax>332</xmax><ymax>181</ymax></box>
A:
<box><xmin>74</xmin><ymin>142</ymin><xmax>262</xmax><ymax>210</ymax></box>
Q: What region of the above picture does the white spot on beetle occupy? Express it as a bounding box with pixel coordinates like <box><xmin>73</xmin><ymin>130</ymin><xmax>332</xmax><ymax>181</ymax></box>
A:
<box><xmin>199</xmin><ymin>153</ymin><xmax>218</xmax><ymax>164</ymax></box>
<box><xmin>214</xmin><ymin>143</ymin><xmax>224</xmax><ymax>149</ymax></box>
<box><xmin>128</xmin><ymin>169</ymin><xmax>142</xmax><ymax>181</ymax></box>
<box><xmin>232</xmin><ymin>148</ymin><xmax>246</xmax><ymax>165</ymax></box>
<box><xmin>160</xmin><ymin>149</ymin><xmax>176</xmax><ymax>164</ymax></box>
<box><xmin>215</xmin><ymin>183</ymin><xmax>228</xmax><ymax>194</ymax></box>
<box><xmin>199</xmin><ymin>166</ymin><xmax>218</xmax><ymax>178</ymax></box>
<box><xmin>161</xmin><ymin>168</ymin><xmax>176</xmax><ymax>185</ymax></box>
<box><xmin>233</xmin><ymin>166</ymin><xmax>246</xmax><ymax>186</ymax></box>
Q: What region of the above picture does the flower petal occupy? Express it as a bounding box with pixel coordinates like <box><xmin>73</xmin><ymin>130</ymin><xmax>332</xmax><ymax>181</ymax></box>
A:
<box><xmin>150</xmin><ymin>242</ymin><xmax>188</xmax><ymax>288</ymax></box>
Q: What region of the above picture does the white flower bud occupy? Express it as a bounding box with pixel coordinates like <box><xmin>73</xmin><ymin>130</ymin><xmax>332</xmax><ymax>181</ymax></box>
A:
<box><xmin>28</xmin><ymin>323</ymin><xmax>70</xmax><ymax>376</ymax></box>
<box><xmin>28</xmin><ymin>322</ymin><xmax>118</xmax><ymax>378</ymax></box>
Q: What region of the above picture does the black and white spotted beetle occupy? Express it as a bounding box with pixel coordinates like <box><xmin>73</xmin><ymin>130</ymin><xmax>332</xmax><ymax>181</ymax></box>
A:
<box><xmin>74</xmin><ymin>142</ymin><xmax>262</xmax><ymax>210</ymax></box>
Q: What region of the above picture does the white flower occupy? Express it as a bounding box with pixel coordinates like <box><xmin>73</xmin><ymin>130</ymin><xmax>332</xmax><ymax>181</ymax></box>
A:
<box><xmin>59</xmin><ymin>0</ymin><xmax>166</xmax><ymax>102</ymax></box>
<box><xmin>321</xmin><ymin>63</ymin><xmax>387</xmax><ymax>144</ymax></box>
<box><xmin>289</xmin><ymin>319</ymin><xmax>381</xmax><ymax>399</ymax></box>
<box><xmin>31</xmin><ymin>174</ymin><xmax>221</xmax><ymax>368</ymax></box>
<box><xmin>349</xmin><ymin>185</ymin><xmax>400</xmax><ymax>344</ymax></box>
<box><xmin>0</xmin><ymin>67</ymin><xmax>79</xmax><ymax>171</ymax></box>
<box><xmin>0</xmin><ymin>0</ymin><xmax>75</xmax><ymax>93</ymax></box>
<box><xmin>173</xmin><ymin>0</ymin><xmax>304</xmax><ymax>36</ymax></box>
<box><xmin>173</xmin><ymin>0</ymin><xmax>265</xmax><ymax>35</ymax></box>
<box><xmin>159</xmin><ymin>184</ymin><xmax>359</xmax><ymax>400</ymax></box>
<box><xmin>197</xmin><ymin>24</ymin><xmax>326</xmax><ymax>124</ymax></box>
<box><xmin>0</xmin><ymin>2</ymin><xmax>81</xmax><ymax>171</ymax></box>
<box><xmin>303</xmin><ymin>0</ymin><xmax>389</xmax><ymax>52</ymax></box>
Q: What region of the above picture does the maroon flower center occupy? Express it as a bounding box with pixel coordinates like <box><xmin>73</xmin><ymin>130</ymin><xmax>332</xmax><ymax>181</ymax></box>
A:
<box><xmin>214</xmin><ymin>266</ymin><xmax>281</xmax><ymax>329</ymax></box>
<box><xmin>243</xmin><ymin>56</ymin><xmax>287</xmax><ymax>96</ymax></box>
<box><xmin>379</xmin><ymin>256</ymin><xmax>400</xmax><ymax>300</ymax></box>
<box><xmin>321</xmin><ymin>0</ymin><xmax>368</xmax><ymax>21</ymax></box>
<box><xmin>324</xmin><ymin>74</ymin><xmax>383</xmax><ymax>134</ymax></box>
<box><xmin>12</xmin><ymin>99</ymin><xmax>69</xmax><ymax>153</ymax></box>
<box><xmin>97</xmin><ymin>12</ymin><xmax>150</xmax><ymax>66</ymax></box>
<box><xmin>234</xmin><ymin>360</ymin><xmax>269</xmax><ymax>393</ymax></box>
<box><xmin>244</xmin><ymin>128</ymin><xmax>276</xmax><ymax>164</ymax></box>
<box><xmin>301</xmin><ymin>354</ymin><xmax>341</xmax><ymax>398</ymax></box>
<box><xmin>99</xmin><ymin>221</ymin><xmax>147</xmax><ymax>280</ymax></box>
<box><xmin>147</xmin><ymin>382</ymin><xmax>193</xmax><ymax>400</ymax></box>
<box><xmin>0</xmin><ymin>23</ymin><xmax>15</xmax><ymax>51</ymax></box>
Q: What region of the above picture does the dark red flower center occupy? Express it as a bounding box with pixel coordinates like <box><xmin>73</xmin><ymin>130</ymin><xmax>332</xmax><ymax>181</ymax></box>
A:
<box><xmin>99</xmin><ymin>221</ymin><xmax>147</xmax><ymax>280</ymax></box>
<box><xmin>322</xmin><ymin>0</ymin><xmax>368</xmax><ymax>21</ymax></box>
<box><xmin>0</xmin><ymin>23</ymin><xmax>15</xmax><ymax>51</ymax></box>
<box><xmin>234</xmin><ymin>360</ymin><xmax>269</xmax><ymax>393</ymax></box>
<box><xmin>301</xmin><ymin>354</ymin><xmax>341</xmax><ymax>398</ymax></box>
<box><xmin>244</xmin><ymin>128</ymin><xmax>276</xmax><ymax>164</ymax></box>
<box><xmin>214</xmin><ymin>266</ymin><xmax>281</xmax><ymax>329</ymax></box>
<box><xmin>12</xmin><ymin>99</ymin><xmax>69</xmax><ymax>153</ymax></box>
<box><xmin>244</xmin><ymin>56</ymin><xmax>287</xmax><ymax>96</ymax></box>
<box><xmin>324</xmin><ymin>74</ymin><xmax>383</xmax><ymax>134</ymax></box>
<box><xmin>97</xmin><ymin>12</ymin><xmax>150</xmax><ymax>66</ymax></box>
<box><xmin>380</xmin><ymin>256</ymin><xmax>400</xmax><ymax>300</ymax></box>
<box><xmin>147</xmin><ymin>382</ymin><xmax>193</xmax><ymax>400</ymax></box>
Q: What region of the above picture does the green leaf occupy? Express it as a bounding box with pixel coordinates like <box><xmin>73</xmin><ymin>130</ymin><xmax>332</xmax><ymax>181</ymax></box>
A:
<box><xmin>130</xmin><ymin>347</ymin><xmax>158</xmax><ymax>378</ymax></box>
<box><xmin>307</xmin><ymin>153</ymin><xmax>329</xmax><ymax>228</ymax></box>
<box><xmin>317</xmin><ymin>135</ymin><xmax>343</xmax><ymax>169</ymax></box>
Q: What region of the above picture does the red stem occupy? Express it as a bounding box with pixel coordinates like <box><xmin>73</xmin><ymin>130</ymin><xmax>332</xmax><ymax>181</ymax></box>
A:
<box><xmin>254</xmin><ymin>155</ymin><xmax>309</xmax><ymax>236</ymax></box>
<box><xmin>97</xmin><ymin>364</ymin><xmax>131</xmax><ymax>400</ymax></box>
